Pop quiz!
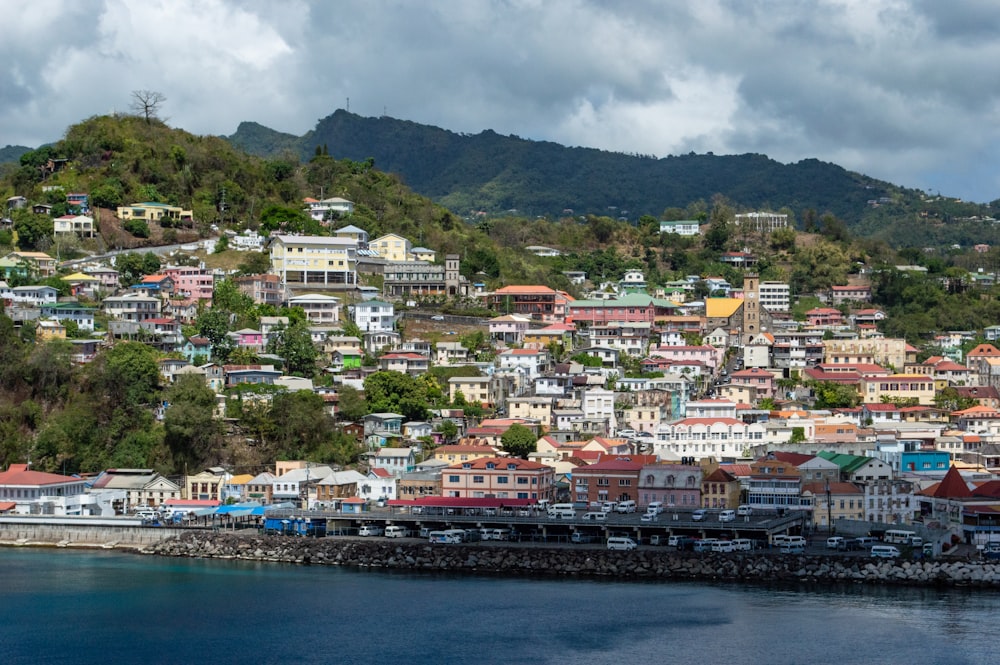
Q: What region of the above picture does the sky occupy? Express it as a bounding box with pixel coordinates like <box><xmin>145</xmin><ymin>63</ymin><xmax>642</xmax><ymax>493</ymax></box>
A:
<box><xmin>4</xmin><ymin>0</ymin><xmax>1000</xmax><ymax>203</ymax></box>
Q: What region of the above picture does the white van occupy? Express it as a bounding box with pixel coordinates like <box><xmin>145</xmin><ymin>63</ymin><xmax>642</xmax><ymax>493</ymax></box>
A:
<box><xmin>871</xmin><ymin>545</ymin><xmax>901</xmax><ymax>559</ymax></box>
<box><xmin>607</xmin><ymin>537</ymin><xmax>637</xmax><ymax>551</ymax></box>
<box><xmin>547</xmin><ymin>503</ymin><xmax>576</xmax><ymax>519</ymax></box>
<box><xmin>785</xmin><ymin>536</ymin><xmax>807</xmax><ymax>547</ymax></box>
<box><xmin>358</xmin><ymin>525</ymin><xmax>384</xmax><ymax>537</ymax></box>
<box><xmin>732</xmin><ymin>538</ymin><xmax>753</xmax><ymax>551</ymax></box>
<box><xmin>616</xmin><ymin>500</ymin><xmax>637</xmax><ymax>514</ymax></box>
<box><xmin>711</xmin><ymin>540</ymin><xmax>735</xmax><ymax>553</ymax></box>
<box><xmin>736</xmin><ymin>505</ymin><xmax>753</xmax><ymax>517</ymax></box>
<box><xmin>646</xmin><ymin>501</ymin><xmax>665</xmax><ymax>515</ymax></box>
<box><xmin>384</xmin><ymin>526</ymin><xmax>410</xmax><ymax>538</ymax></box>
<box><xmin>718</xmin><ymin>509</ymin><xmax>736</xmax><ymax>522</ymax></box>
<box><xmin>491</xmin><ymin>529</ymin><xmax>512</xmax><ymax>541</ymax></box>
<box><xmin>581</xmin><ymin>511</ymin><xmax>608</xmax><ymax>521</ymax></box>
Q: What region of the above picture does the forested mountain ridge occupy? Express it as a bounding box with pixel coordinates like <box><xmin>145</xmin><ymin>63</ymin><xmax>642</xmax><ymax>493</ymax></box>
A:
<box><xmin>226</xmin><ymin>109</ymin><xmax>998</xmax><ymax>247</ymax></box>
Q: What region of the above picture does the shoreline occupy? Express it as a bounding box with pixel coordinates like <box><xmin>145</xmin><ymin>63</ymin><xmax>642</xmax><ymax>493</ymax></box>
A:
<box><xmin>122</xmin><ymin>532</ymin><xmax>1000</xmax><ymax>589</ymax></box>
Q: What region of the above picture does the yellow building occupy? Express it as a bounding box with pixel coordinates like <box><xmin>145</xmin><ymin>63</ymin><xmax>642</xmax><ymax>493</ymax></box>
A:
<box><xmin>802</xmin><ymin>481</ymin><xmax>865</xmax><ymax>527</ymax></box>
<box><xmin>369</xmin><ymin>233</ymin><xmax>412</xmax><ymax>262</ymax></box>
<box><xmin>269</xmin><ymin>234</ymin><xmax>358</xmax><ymax>287</ymax></box>
<box><xmin>433</xmin><ymin>444</ymin><xmax>499</xmax><ymax>464</ymax></box>
<box><xmin>860</xmin><ymin>374</ymin><xmax>935</xmax><ymax>406</ymax></box>
<box><xmin>117</xmin><ymin>202</ymin><xmax>193</xmax><ymax>223</ymax></box>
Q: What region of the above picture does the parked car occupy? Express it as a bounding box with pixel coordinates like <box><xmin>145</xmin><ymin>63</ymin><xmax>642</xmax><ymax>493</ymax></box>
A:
<box><xmin>692</xmin><ymin>509</ymin><xmax>707</xmax><ymax>521</ymax></box>
<box><xmin>826</xmin><ymin>536</ymin><xmax>845</xmax><ymax>549</ymax></box>
<box><xmin>737</xmin><ymin>505</ymin><xmax>753</xmax><ymax>517</ymax></box>
<box><xmin>640</xmin><ymin>511</ymin><xmax>658</xmax><ymax>522</ymax></box>
<box><xmin>606</xmin><ymin>537</ymin><xmax>638</xmax><ymax>551</ymax></box>
<box><xmin>430</xmin><ymin>315</ymin><xmax>445</xmax><ymax>321</ymax></box>
<box><xmin>718</xmin><ymin>509</ymin><xmax>736</xmax><ymax>522</ymax></box>
<box><xmin>358</xmin><ymin>525</ymin><xmax>384</xmax><ymax>537</ymax></box>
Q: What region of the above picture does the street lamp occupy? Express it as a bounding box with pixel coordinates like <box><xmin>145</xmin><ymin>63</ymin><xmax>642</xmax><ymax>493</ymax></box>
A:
<box><xmin>825</xmin><ymin>479</ymin><xmax>833</xmax><ymax>535</ymax></box>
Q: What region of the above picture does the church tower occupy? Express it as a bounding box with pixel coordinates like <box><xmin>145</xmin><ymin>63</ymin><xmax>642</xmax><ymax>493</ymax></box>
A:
<box><xmin>742</xmin><ymin>273</ymin><xmax>760</xmax><ymax>344</ymax></box>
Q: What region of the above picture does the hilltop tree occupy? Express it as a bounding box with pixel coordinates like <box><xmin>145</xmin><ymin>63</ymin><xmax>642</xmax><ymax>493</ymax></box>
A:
<box><xmin>130</xmin><ymin>89</ymin><xmax>167</xmax><ymax>124</ymax></box>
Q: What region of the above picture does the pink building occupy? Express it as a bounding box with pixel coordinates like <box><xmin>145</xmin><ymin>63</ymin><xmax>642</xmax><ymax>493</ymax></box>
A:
<box><xmin>232</xmin><ymin>328</ymin><xmax>264</xmax><ymax>352</ymax></box>
<box><xmin>441</xmin><ymin>457</ymin><xmax>554</xmax><ymax>501</ymax></box>
<box><xmin>648</xmin><ymin>344</ymin><xmax>724</xmax><ymax>372</ymax></box>
<box><xmin>806</xmin><ymin>307</ymin><xmax>845</xmax><ymax>327</ymax></box>
<box><xmin>489</xmin><ymin>285</ymin><xmax>571</xmax><ymax>323</ymax></box>
<box><xmin>729</xmin><ymin>367</ymin><xmax>776</xmax><ymax>399</ymax></box>
<box><xmin>163</xmin><ymin>266</ymin><xmax>215</xmax><ymax>301</ymax></box>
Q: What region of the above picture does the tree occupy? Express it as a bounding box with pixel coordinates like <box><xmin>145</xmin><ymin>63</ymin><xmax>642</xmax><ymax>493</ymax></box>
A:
<box><xmin>130</xmin><ymin>89</ymin><xmax>167</xmax><ymax>124</ymax></box>
<box><xmin>810</xmin><ymin>381</ymin><xmax>860</xmax><ymax>409</ymax></box>
<box><xmin>266</xmin><ymin>320</ymin><xmax>319</xmax><ymax>377</ymax></box>
<box><xmin>89</xmin><ymin>341</ymin><xmax>161</xmax><ymax>413</ymax></box>
<box><xmin>236</xmin><ymin>251</ymin><xmax>272</xmax><ymax>276</ymax></box>
<box><xmin>500</xmin><ymin>423</ymin><xmax>537</xmax><ymax>459</ymax></box>
<box><xmin>335</xmin><ymin>384</ymin><xmax>367</xmax><ymax>422</ymax></box>
<box><xmin>196</xmin><ymin>309</ymin><xmax>235</xmax><ymax>361</ymax></box>
<box><xmin>163</xmin><ymin>374</ymin><xmax>223</xmax><ymax>470</ymax></box>
<box><xmin>437</xmin><ymin>419</ymin><xmax>458</xmax><ymax>443</ymax></box>
<box><xmin>12</xmin><ymin>211</ymin><xmax>53</xmax><ymax>251</ymax></box>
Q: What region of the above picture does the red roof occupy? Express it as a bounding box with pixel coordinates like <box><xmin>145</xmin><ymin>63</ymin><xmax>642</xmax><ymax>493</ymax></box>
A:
<box><xmin>930</xmin><ymin>466</ymin><xmax>972</xmax><ymax>499</ymax></box>
<box><xmin>0</xmin><ymin>464</ymin><xmax>80</xmax><ymax>487</ymax></box>
<box><xmin>770</xmin><ymin>452</ymin><xmax>814</xmax><ymax>466</ymax></box>
<box><xmin>446</xmin><ymin>457</ymin><xmax>548</xmax><ymax>471</ymax></box>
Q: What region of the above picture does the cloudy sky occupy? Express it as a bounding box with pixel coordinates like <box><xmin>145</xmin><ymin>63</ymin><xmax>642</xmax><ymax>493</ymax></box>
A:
<box><xmin>5</xmin><ymin>0</ymin><xmax>1000</xmax><ymax>202</ymax></box>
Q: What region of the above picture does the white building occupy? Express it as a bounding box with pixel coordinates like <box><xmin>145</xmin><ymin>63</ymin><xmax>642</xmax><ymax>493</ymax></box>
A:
<box><xmin>350</xmin><ymin>299</ymin><xmax>394</xmax><ymax>333</ymax></box>
<box><xmin>659</xmin><ymin>220</ymin><xmax>701</xmax><ymax>236</ymax></box>
<box><xmin>288</xmin><ymin>293</ymin><xmax>341</xmax><ymax>325</ymax></box>
<box><xmin>653</xmin><ymin>417</ymin><xmax>767</xmax><ymax>461</ymax></box>
<box><xmin>307</xmin><ymin>197</ymin><xmax>355</xmax><ymax>220</ymax></box>
<box><xmin>734</xmin><ymin>212</ymin><xmax>790</xmax><ymax>233</ymax></box>
<box><xmin>759</xmin><ymin>281</ymin><xmax>790</xmax><ymax>313</ymax></box>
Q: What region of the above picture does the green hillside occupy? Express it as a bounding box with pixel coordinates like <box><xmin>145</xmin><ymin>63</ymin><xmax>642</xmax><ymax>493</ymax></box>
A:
<box><xmin>225</xmin><ymin>110</ymin><xmax>998</xmax><ymax>247</ymax></box>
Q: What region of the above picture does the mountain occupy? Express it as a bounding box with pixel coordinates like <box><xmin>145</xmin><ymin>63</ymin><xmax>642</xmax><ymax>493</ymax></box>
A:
<box><xmin>228</xmin><ymin>110</ymin><xmax>908</xmax><ymax>225</ymax></box>
<box><xmin>0</xmin><ymin>144</ymin><xmax>33</xmax><ymax>164</ymax></box>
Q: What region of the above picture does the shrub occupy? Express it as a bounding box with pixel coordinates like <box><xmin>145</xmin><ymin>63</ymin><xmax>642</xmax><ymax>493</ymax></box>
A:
<box><xmin>124</xmin><ymin>219</ymin><xmax>150</xmax><ymax>238</ymax></box>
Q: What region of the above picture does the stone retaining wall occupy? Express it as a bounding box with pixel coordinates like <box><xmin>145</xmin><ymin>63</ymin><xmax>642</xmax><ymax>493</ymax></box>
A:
<box><xmin>0</xmin><ymin>522</ymin><xmax>189</xmax><ymax>548</ymax></box>
<box><xmin>146</xmin><ymin>533</ymin><xmax>1000</xmax><ymax>588</ymax></box>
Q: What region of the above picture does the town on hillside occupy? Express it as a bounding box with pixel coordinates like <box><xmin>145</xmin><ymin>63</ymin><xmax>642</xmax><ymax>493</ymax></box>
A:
<box><xmin>4</xmin><ymin>196</ymin><xmax>1000</xmax><ymax>557</ymax></box>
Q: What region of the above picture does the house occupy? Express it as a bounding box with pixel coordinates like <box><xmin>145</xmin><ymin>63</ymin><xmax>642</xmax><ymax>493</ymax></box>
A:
<box><xmin>288</xmin><ymin>293</ymin><xmax>341</xmax><ymax>325</ymax></box>
<box><xmin>10</xmin><ymin>285</ymin><xmax>59</xmax><ymax>306</ymax></box>
<box><xmin>659</xmin><ymin>219</ymin><xmax>701</xmax><ymax>236</ymax></box>
<box><xmin>332</xmin><ymin>224</ymin><xmax>369</xmax><ymax>245</ymax></box>
<box><xmin>184</xmin><ymin>468</ymin><xmax>231</xmax><ymax>502</ymax></box>
<box><xmin>235</xmin><ymin>273</ymin><xmax>286</xmax><ymax>307</ymax></box>
<box><xmin>5</xmin><ymin>251</ymin><xmax>57</xmax><ymax>277</ymax></box>
<box><xmin>498</xmin><ymin>348</ymin><xmax>550</xmax><ymax>379</ymax></box>
<box><xmin>39</xmin><ymin>302</ymin><xmax>96</xmax><ymax>331</ymax></box>
<box><xmin>566</xmin><ymin>293</ymin><xmax>676</xmax><ymax>326</ymax></box>
<box><xmin>806</xmin><ymin>307</ymin><xmax>845</xmax><ymax>327</ymax></box>
<box><xmin>306</xmin><ymin>196</ymin><xmax>355</xmax><ymax>220</ymax></box>
<box><xmin>369</xmin><ymin>233</ymin><xmax>412</xmax><ymax>262</ymax></box>
<box><xmin>270</xmin><ymin>234</ymin><xmax>358</xmax><ymax>288</ymax></box>
<box><xmin>53</xmin><ymin>214</ymin><xmax>95</xmax><ymax>237</ymax></box>
<box><xmin>117</xmin><ymin>202</ymin><xmax>193</xmax><ymax>223</ymax></box>
<box><xmin>490</xmin><ymin>285</ymin><xmax>569</xmax><ymax>323</ymax></box>
<box><xmin>860</xmin><ymin>374</ymin><xmax>935</xmax><ymax>406</ymax></box>
<box><xmin>244</xmin><ymin>471</ymin><xmax>276</xmax><ymax>504</ymax></box>
<box><xmin>802</xmin><ymin>481</ymin><xmax>865</xmax><ymax>527</ymax></box>
<box><xmin>571</xmin><ymin>457</ymin><xmax>647</xmax><ymax>506</ymax></box>
<box><xmin>350</xmin><ymin>299</ymin><xmax>394</xmax><ymax>333</ymax></box>
<box><xmin>728</xmin><ymin>368</ymin><xmax>776</xmax><ymax>401</ymax></box>
<box><xmin>315</xmin><ymin>470</ymin><xmax>368</xmax><ymax>504</ymax></box>
<box><xmin>371</xmin><ymin>447</ymin><xmax>417</xmax><ymax>477</ymax></box>
<box><xmin>364</xmin><ymin>413</ymin><xmax>405</xmax><ymax>445</ymax></box>
<box><xmin>448</xmin><ymin>376</ymin><xmax>498</xmax><ymax>407</ymax></box>
<box><xmin>361</xmin><ymin>468</ymin><xmax>397</xmax><ymax>502</ymax></box>
<box><xmin>271</xmin><ymin>465</ymin><xmax>334</xmax><ymax>508</ymax></box>
<box><xmin>746</xmin><ymin>458</ymin><xmax>805</xmax><ymax>512</ymax></box>
<box><xmin>433</xmin><ymin>445</ymin><xmax>500</xmax><ymax>464</ymax></box>
<box><xmin>638</xmin><ymin>463</ymin><xmax>702</xmax><ymax>508</ymax></box>
<box><xmin>441</xmin><ymin>457</ymin><xmax>554</xmax><ymax>501</ymax></box>
<box><xmin>377</xmin><ymin>352</ymin><xmax>430</xmax><ymax>375</ymax></box>
<box><xmin>229</xmin><ymin>229</ymin><xmax>266</xmax><ymax>252</ymax></box>
<box><xmin>90</xmin><ymin>468</ymin><xmax>182</xmax><ymax>510</ymax></box>
<box><xmin>104</xmin><ymin>293</ymin><xmax>161</xmax><ymax>322</ymax></box>
<box><xmin>224</xmin><ymin>364</ymin><xmax>282</xmax><ymax>388</ymax></box>
<box><xmin>162</xmin><ymin>266</ymin><xmax>215</xmax><ymax>301</ymax></box>
<box><xmin>489</xmin><ymin>314</ymin><xmax>531</xmax><ymax>345</ymax></box>
<box><xmin>701</xmin><ymin>466</ymin><xmax>741</xmax><ymax>509</ymax></box>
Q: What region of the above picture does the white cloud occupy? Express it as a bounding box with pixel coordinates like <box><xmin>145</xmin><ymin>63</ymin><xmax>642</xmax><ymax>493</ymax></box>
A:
<box><xmin>2</xmin><ymin>0</ymin><xmax>999</xmax><ymax>202</ymax></box>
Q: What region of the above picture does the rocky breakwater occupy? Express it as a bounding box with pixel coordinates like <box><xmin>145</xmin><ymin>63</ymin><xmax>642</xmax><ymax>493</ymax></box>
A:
<box><xmin>145</xmin><ymin>533</ymin><xmax>1000</xmax><ymax>588</ymax></box>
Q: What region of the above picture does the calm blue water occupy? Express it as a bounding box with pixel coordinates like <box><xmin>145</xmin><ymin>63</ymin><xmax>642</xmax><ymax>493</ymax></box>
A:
<box><xmin>1</xmin><ymin>548</ymin><xmax>997</xmax><ymax>664</ymax></box>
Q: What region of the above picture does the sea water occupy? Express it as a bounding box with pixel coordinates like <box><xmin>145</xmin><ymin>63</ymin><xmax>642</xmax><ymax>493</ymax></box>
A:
<box><xmin>1</xmin><ymin>548</ymin><xmax>997</xmax><ymax>664</ymax></box>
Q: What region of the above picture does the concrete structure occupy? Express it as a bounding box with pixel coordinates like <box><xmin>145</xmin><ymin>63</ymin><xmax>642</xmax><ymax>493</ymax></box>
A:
<box><xmin>270</xmin><ymin>234</ymin><xmax>358</xmax><ymax>288</ymax></box>
<box><xmin>442</xmin><ymin>457</ymin><xmax>554</xmax><ymax>501</ymax></box>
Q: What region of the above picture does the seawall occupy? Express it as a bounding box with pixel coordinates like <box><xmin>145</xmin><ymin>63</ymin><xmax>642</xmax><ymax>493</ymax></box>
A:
<box><xmin>0</xmin><ymin>518</ymin><xmax>192</xmax><ymax>549</ymax></box>
<box><xmin>146</xmin><ymin>533</ymin><xmax>1000</xmax><ymax>588</ymax></box>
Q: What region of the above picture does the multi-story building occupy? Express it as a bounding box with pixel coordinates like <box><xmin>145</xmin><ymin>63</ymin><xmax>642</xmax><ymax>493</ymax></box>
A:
<box><xmin>448</xmin><ymin>376</ymin><xmax>499</xmax><ymax>407</ymax></box>
<box><xmin>860</xmin><ymin>374</ymin><xmax>935</xmax><ymax>406</ymax></box>
<box><xmin>53</xmin><ymin>214</ymin><xmax>95</xmax><ymax>237</ymax></box>
<box><xmin>490</xmin><ymin>285</ymin><xmax>569</xmax><ymax>323</ymax></box>
<box><xmin>270</xmin><ymin>234</ymin><xmax>358</xmax><ymax>288</ymax></box>
<box><xmin>653</xmin><ymin>416</ymin><xmax>766</xmax><ymax>461</ymax></box>
<box><xmin>572</xmin><ymin>458</ymin><xmax>647</xmax><ymax>505</ymax></box>
<box><xmin>565</xmin><ymin>293</ymin><xmax>675</xmax><ymax>326</ymax></box>
<box><xmin>830</xmin><ymin>284</ymin><xmax>872</xmax><ymax>306</ymax></box>
<box><xmin>441</xmin><ymin>457</ymin><xmax>554</xmax><ymax>501</ymax></box>
<box><xmin>103</xmin><ymin>293</ymin><xmax>161</xmax><ymax>322</ymax></box>
<box><xmin>288</xmin><ymin>293</ymin><xmax>341</xmax><ymax>325</ymax></box>
<box><xmin>802</xmin><ymin>481</ymin><xmax>865</xmax><ymax>527</ymax></box>
<box><xmin>639</xmin><ymin>463</ymin><xmax>702</xmax><ymax>508</ymax></box>
<box><xmin>382</xmin><ymin>255</ymin><xmax>463</xmax><ymax>300</ymax></box>
<box><xmin>235</xmin><ymin>273</ymin><xmax>286</xmax><ymax>307</ymax></box>
<box><xmin>369</xmin><ymin>233</ymin><xmax>412</xmax><ymax>262</ymax></box>
<box><xmin>758</xmin><ymin>281</ymin><xmax>790</xmax><ymax>312</ymax></box>
<box><xmin>163</xmin><ymin>266</ymin><xmax>215</xmax><ymax>301</ymax></box>
<box><xmin>350</xmin><ymin>299</ymin><xmax>394</xmax><ymax>333</ymax></box>
<box><xmin>306</xmin><ymin>197</ymin><xmax>355</xmax><ymax>220</ymax></box>
<box><xmin>733</xmin><ymin>211</ymin><xmax>789</xmax><ymax>233</ymax></box>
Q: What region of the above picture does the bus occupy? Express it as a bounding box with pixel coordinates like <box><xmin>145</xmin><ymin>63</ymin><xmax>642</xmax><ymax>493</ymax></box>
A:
<box><xmin>428</xmin><ymin>529</ymin><xmax>464</xmax><ymax>544</ymax></box>
<box><xmin>883</xmin><ymin>529</ymin><xmax>917</xmax><ymax>545</ymax></box>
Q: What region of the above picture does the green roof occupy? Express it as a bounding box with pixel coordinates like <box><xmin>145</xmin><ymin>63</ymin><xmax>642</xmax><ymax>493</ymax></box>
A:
<box><xmin>570</xmin><ymin>293</ymin><xmax>678</xmax><ymax>308</ymax></box>
<box><xmin>817</xmin><ymin>451</ymin><xmax>871</xmax><ymax>474</ymax></box>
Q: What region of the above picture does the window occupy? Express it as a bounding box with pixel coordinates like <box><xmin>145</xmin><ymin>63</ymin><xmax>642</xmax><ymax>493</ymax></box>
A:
<box><xmin>473</xmin><ymin>475</ymin><xmax>484</xmax><ymax>484</ymax></box>
<box><xmin>619</xmin><ymin>479</ymin><xmax>631</xmax><ymax>486</ymax></box>
<box><xmin>517</xmin><ymin>477</ymin><xmax>528</xmax><ymax>485</ymax></box>
<box><xmin>448</xmin><ymin>475</ymin><xmax>459</xmax><ymax>483</ymax></box>
<box><xmin>497</xmin><ymin>477</ymin><xmax>509</xmax><ymax>484</ymax></box>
